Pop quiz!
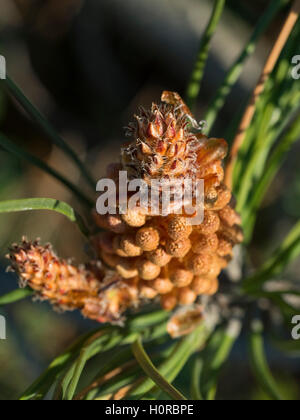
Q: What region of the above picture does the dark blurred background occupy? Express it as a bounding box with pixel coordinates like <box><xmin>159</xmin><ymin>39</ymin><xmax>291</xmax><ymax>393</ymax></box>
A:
<box><xmin>0</xmin><ymin>0</ymin><xmax>299</xmax><ymax>400</ymax></box>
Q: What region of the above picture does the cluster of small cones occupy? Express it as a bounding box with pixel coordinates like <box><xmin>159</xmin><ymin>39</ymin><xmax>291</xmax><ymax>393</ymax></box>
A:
<box><xmin>8</xmin><ymin>92</ymin><xmax>243</xmax><ymax>324</ymax></box>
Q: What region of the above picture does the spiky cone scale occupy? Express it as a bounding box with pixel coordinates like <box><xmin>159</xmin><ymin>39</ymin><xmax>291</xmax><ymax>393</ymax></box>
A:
<box><xmin>9</xmin><ymin>91</ymin><xmax>243</xmax><ymax>325</ymax></box>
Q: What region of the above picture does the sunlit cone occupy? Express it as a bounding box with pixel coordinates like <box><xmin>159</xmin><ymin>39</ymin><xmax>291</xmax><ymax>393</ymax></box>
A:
<box><xmin>9</xmin><ymin>91</ymin><xmax>243</xmax><ymax>324</ymax></box>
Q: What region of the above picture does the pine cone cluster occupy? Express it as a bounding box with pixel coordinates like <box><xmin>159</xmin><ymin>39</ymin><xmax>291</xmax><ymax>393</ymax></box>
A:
<box><xmin>94</xmin><ymin>91</ymin><xmax>243</xmax><ymax>314</ymax></box>
<box><xmin>8</xmin><ymin>92</ymin><xmax>243</xmax><ymax>324</ymax></box>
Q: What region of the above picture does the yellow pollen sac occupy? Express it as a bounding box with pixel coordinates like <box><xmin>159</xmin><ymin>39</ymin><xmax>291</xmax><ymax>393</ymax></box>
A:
<box><xmin>136</xmin><ymin>227</ymin><xmax>160</xmax><ymax>252</ymax></box>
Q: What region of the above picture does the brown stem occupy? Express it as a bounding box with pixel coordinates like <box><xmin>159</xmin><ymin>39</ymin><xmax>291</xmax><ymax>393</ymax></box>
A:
<box><xmin>74</xmin><ymin>360</ymin><xmax>137</xmax><ymax>400</ymax></box>
<box><xmin>225</xmin><ymin>0</ymin><xmax>300</xmax><ymax>189</ymax></box>
<box><xmin>111</xmin><ymin>378</ymin><xmax>144</xmax><ymax>400</ymax></box>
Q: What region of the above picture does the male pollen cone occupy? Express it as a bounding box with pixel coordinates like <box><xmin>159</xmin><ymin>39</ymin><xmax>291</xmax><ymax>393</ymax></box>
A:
<box><xmin>9</xmin><ymin>92</ymin><xmax>243</xmax><ymax>324</ymax></box>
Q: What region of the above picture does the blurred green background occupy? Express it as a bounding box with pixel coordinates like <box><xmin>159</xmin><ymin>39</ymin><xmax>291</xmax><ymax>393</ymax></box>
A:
<box><xmin>0</xmin><ymin>0</ymin><xmax>299</xmax><ymax>400</ymax></box>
